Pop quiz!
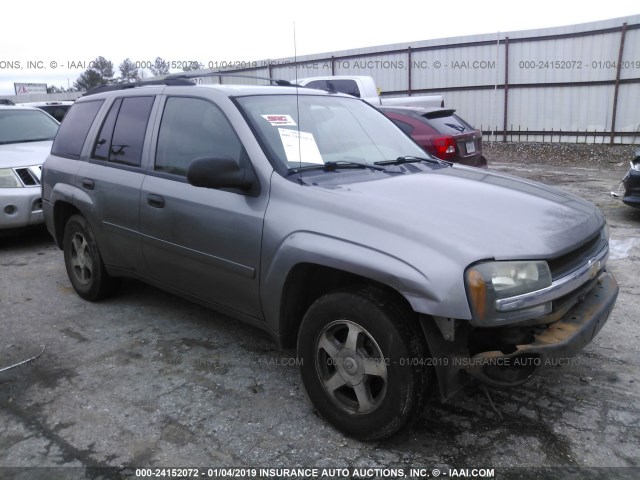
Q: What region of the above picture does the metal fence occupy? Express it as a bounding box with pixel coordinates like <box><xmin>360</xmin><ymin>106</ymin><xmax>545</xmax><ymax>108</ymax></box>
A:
<box><xmin>2</xmin><ymin>16</ymin><xmax>637</xmax><ymax>144</ymax></box>
<box><xmin>199</xmin><ymin>15</ymin><xmax>640</xmax><ymax>145</ymax></box>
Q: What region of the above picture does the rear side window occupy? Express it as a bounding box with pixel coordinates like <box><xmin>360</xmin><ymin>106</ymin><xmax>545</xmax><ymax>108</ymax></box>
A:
<box><xmin>51</xmin><ymin>100</ymin><xmax>104</xmax><ymax>158</ymax></box>
<box><xmin>330</xmin><ymin>79</ymin><xmax>360</xmax><ymax>97</ymax></box>
<box><xmin>391</xmin><ymin>119</ymin><xmax>414</xmax><ymax>135</ymax></box>
<box><xmin>92</xmin><ymin>96</ymin><xmax>154</xmax><ymax>167</ymax></box>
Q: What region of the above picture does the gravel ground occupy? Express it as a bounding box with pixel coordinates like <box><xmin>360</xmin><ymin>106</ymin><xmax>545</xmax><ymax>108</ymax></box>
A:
<box><xmin>1</xmin><ymin>151</ymin><xmax>639</xmax><ymax>480</ymax></box>
<box><xmin>484</xmin><ymin>142</ymin><xmax>638</xmax><ymax>168</ymax></box>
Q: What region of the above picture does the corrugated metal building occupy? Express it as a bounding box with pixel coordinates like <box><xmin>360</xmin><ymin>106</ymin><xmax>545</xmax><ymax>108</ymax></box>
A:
<box><xmin>200</xmin><ymin>15</ymin><xmax>640</xmax><ymax>144</ymax></box>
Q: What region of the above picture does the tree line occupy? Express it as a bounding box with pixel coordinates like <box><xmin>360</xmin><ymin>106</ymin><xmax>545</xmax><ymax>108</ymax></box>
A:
<box><xmin>47</xmin><ymin>56</ymin><xmax>204</xmax><ymax>93</ymax></box>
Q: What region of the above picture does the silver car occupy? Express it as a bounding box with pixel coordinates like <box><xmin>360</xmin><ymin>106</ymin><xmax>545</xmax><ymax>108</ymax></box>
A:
<box><xmin>1</xmin><ymin>105</ymin><xmax>59</xmax><ymax>232</ymax></box>
<box><xmin>42</xmin><ymin>77</ymin><xmax>618</xmax><ymax>440</ymax></box>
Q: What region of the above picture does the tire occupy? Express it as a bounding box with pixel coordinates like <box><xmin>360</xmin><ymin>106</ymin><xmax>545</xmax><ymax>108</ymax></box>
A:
<box><xmin>63</xmin><ymin>214</ymin><xmax>119</xmax><ymax>301</ymax></box>
<box><xmin>297</xmin><ymin>286</ymin><xmax>432</xmax><ymax>441</ymax></box>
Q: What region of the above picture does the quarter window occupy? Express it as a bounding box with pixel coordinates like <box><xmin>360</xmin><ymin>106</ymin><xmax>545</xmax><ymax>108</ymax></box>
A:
<box><xmin>155</xmin><ymin>97</ymin><xmax>243</xmax><ymax>177</ymax></box>
<box><xmin>51</xmin><ymin>100</ymin><xmax>104</xmax><ymax>158</ymax></box>
<box><xmin>391</xmin><ymin>119</ymin><xmax>414</xmax><ymax>135</ymax></box>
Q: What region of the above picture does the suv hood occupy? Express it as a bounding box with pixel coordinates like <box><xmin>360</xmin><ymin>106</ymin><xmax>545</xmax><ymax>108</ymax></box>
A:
<box><xmin>0</xmin><ymin>141</ymin><xmax>53</xmax><ymax>168</ymax></box>
<box><xmin>314</xmin><ymin>166</ymin><xmax>604</xmax><ymax>262</ymax></box>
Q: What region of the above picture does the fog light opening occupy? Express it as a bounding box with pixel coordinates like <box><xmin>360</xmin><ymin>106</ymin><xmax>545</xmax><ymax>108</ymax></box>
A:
<box><xmin>4</xmin><ymin>204</ymin><xmax>17</xmax><ymax>215</ymax></box>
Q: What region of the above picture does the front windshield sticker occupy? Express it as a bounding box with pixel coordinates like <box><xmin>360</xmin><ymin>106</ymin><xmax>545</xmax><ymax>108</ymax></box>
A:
<box><xmin>261</xmin><ymin>114</ymin><xmax>297</xmax><ymax>127</ymax></box>
<box><xmin>279</xmin><ymin>128</ymin><xmax>323</xmax><ymax>164</ymax></box>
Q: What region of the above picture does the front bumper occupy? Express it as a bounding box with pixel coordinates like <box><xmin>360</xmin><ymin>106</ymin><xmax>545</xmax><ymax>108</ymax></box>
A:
<box><xmin>0</xmin><ymin>186</ymin><xmax>44</xmax><ymax>229</ymax></box>
<box><xmin>463</xmin><ymin>270</ymin><xmax>618</xmax><ymax>387</ymax></box>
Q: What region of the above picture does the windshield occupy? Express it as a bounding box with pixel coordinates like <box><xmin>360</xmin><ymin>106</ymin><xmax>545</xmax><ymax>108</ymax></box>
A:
<box><xmin>236</xmin><ymin>94</ymin><xmax>427</xmax><ymax>172</ymax></box>
<box><xmin>0</xmin><ymin>109</ymin><xmax>59</xmax><ymax>145</ymax></box>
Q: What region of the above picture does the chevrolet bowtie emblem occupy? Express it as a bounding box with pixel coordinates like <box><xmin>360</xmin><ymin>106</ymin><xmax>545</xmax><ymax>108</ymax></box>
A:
<box><xmin>587</xmin><ymin>258</ymin><xmax>601</xmax><ymax>280</ymax></box>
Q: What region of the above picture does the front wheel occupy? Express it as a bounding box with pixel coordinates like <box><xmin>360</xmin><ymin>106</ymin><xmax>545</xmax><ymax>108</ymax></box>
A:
<box><xmin>63</xmin><ymin>214</ymin><xmax>118</xmax><ymax>301</ymax></box>
<box><xmin>297</xmin><ymin>286</ymin><xmax>432</xmax><ymax>440</ymax></box>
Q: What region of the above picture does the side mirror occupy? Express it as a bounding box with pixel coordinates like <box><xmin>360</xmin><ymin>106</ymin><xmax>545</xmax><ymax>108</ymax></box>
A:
<box><xmin>187</xmin><ymin>157</ymin><xmax>254</xmax><ymax>191</ymax></box>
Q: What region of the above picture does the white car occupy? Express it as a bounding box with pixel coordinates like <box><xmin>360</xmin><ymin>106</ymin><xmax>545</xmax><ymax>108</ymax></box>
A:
<box><xmin>0</xmin><ymin>105</ymin><xmax>59</xmax><ymax>232</ymax></box>
<box><xmin>17</xmin><ymin>101</ymin><xmax>74</xmax><ymax>122</ymax></box>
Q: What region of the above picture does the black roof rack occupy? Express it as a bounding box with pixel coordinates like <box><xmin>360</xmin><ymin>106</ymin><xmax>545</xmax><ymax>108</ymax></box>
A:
<box><xmin>167</xmin><ymin>72</ymin><xmax>292</xmax><ymax>86</ymax></box>
<box><xmin>83</xmin><ymin>77</ymin><xmax>194</xmax><ymax>96</ymax></box>
<box><xmin>83</xmin><ymin>72</ymin><xmax>293</xmax><ymax>97</ymax></box>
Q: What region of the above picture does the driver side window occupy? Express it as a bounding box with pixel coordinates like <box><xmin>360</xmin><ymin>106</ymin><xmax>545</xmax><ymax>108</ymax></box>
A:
<box><xmin>155</xmin><ymin>97</ymin><xmax>242</xmax><ymax>176</ymax></box>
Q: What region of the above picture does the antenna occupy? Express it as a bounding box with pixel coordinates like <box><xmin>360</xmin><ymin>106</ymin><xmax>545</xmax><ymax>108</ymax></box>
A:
<box><xmin>294</xmin><ymin>21</ymin><xmax>303</xmax><ymax>183</ymax></box>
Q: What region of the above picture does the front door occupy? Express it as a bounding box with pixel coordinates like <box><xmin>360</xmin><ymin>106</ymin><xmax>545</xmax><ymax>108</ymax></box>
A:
<box><xmin>139</xmin><ymin>96</ymin><xmax>267</xmax><ymax>319</ymax></box>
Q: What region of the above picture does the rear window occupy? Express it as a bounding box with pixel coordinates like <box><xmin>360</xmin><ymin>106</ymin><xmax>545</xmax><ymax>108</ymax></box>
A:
<box><xmin>38</xmin><ymin>105</ymin><xmax>71</xmax><ymax>122</ymax></box>
<box><xmin>421</xmin><ymin>113</ymin><xmax>474</xmax><ymax>135</ymax></box>
<box><xmin>51</xmin><ymin>100</ymin><xmax>104</xmax><ymax>158</ymax></box>
<box><xmin>306</xmin><ymin>79</ymin><xmax>361</xmax><ymax>98</ymax></box>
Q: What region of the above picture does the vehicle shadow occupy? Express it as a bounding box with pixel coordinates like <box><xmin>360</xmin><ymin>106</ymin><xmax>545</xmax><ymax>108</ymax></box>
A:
<box><xmin>0</xmin><ymin>226</ymin><xmax>54</xmax><ymax>251</ymax></box>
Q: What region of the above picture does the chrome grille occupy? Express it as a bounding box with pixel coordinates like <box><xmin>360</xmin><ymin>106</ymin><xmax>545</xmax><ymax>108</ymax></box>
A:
<box><xmin>548</xmin><ymin>229</ymin><xmax>607</xmax><ymax>281</ymax></box>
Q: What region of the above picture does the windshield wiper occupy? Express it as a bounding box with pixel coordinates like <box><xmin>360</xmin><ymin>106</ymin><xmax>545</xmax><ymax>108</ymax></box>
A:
<box><xmin>375</xmin><ymin>156</ymin><xmax>452</xmax><ymax>167</ymax></box>
<box><xmin>445</xmin><ymin>123</ymin><xmax>466</xmax><ymax>132</ymax></box>
<box><xmin>288</xmin><ymin>160</ymin><xmax>390</xmax><ymax>174</ymax></box>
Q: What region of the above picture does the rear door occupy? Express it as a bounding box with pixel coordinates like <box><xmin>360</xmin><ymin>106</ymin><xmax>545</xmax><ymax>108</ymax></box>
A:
<box><xmin>139</xmin><ymin>95</ymin><xmax>267</xmax><ymax>319</ymax></box>
<box><xmin>76</xmin><ymin>95</ymin><xmax>157</xmax><ymax>273</ymax></box>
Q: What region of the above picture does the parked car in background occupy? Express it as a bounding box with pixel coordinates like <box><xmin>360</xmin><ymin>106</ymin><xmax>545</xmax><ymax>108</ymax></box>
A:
<box><xmin>0</xmin><ymin>105</ymin><xmax>59</xmax><ymax>232</ymax></box>
<box><xmin>17</xmin><ymin>101</ymin><xmax>74</xmax><ymax>122</ymax></box>
<box><xmin>296</xmin><ymin>75</ymin><xmax>444</xmax><ymax>109</ymax></box>
<box><xmin>380</xmin><ymin>106</ymin><xmax>487</xmax><ymax>168</ymax></box>
<box><xmin>611</xmin><ymin>148</ymin><xmax>640</xmax><ymax>208</ymax></box>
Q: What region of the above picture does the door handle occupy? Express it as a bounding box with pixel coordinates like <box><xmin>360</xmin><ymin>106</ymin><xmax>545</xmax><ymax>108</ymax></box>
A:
<box><xmin>81</xmin><ymin>178</ymin><xmax>95</xmax><ymax>190</ymax></box>
<box><xmin>147</xmin><ymin>194</ymin><xmax>165</xmax><ymax>208</ymax></box>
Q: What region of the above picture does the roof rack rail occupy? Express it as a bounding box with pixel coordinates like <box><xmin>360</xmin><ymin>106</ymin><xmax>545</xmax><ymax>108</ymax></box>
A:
<box><xmin>83</xmin><ymin>77</ymin><xmax>195</xmax><ymax>96</ymax></box>
<box><xmin>83</xmin><ymin>72</ymin><xmax>293</xmax><ymax>97</ymax></box>
<box><xmin>166</xmin><ymin>72</ymin><xmax>293</xmax><ymax>86</ymax></box>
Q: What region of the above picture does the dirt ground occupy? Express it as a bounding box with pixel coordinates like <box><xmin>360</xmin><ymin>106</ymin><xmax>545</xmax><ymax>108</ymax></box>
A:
<box><xmin>1</xmin><ymin>144</ymin><xmax>639</xmax><ymax>480</ymax></box>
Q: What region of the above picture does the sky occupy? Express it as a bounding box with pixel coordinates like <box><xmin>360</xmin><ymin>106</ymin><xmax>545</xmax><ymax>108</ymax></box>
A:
<box><xmin>0</xmin><ymin>0</ymin><xmax>638</xmax><ymax>95</ymax></box>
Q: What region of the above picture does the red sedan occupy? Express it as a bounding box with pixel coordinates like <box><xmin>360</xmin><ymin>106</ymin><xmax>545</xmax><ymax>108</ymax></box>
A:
<box><xmin>380</xmin><ymin>106</ymin><xmax>487</xmax><ymax>168</ymax></box>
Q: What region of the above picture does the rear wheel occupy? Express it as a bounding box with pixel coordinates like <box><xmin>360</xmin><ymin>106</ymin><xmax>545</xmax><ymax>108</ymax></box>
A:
<box><xmin>63</xmin><ymin>214</ymin><xmax>118</xmax><ymax>301</ymax></box>
<box><xmin>297</xmin><ymin>286</ymin><xmax>432</xmax><ymax>440</ymax></box>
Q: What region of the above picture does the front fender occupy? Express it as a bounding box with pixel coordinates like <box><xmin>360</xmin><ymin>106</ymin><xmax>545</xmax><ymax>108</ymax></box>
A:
<box><xmin>260</xmin><ymin>231</ymin><xmax>472</xmax><ymax>336</ymax></box>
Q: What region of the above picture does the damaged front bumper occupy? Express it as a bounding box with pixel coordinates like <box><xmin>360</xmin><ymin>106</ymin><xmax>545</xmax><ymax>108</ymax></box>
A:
<box><xmin>621</xmin><ymin>168</ymin><xmax>640</xmax><ymax>208</ymax></box>
<box><xmin>463</xmin><ymin>271</ymin><xmax>618</xmax><ymax>387</ymax></box>
<box><xmin>421</xmin><ymin>270</ymin><xmax>619</xmax><ymax>400</ymax></box>
<box><xmin>612</xmin><ymin>149</ymin><xmax>640</xmax><ymax>208</ymax></box>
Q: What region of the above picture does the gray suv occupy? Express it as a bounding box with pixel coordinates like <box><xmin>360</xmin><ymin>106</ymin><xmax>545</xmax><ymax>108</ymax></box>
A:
<box><xmin>42</xmin><ymin>76</ymin><xmax>618</xmax><ymax>440</ymax></box>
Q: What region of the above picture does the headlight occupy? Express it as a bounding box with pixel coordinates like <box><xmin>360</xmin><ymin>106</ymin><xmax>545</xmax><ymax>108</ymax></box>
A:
<box><xmin>0</xmin><ymin>168</ymin><xmax>23</xmax><ymax>188</ymax></box>
<box><xmin>465</xmin><ymin>261</ymin><xmax>552</xmax><ymax>325</ymax></box>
